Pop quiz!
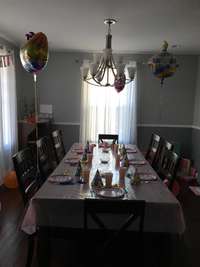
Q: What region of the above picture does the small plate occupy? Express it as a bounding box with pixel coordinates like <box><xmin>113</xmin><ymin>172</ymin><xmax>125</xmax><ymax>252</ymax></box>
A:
<box><xmin>65</xmin><ymin>159</ymin><xmax>79</xmax><ymax>165</ymax></box>
<box><xmin>95</xmin><ymin>188</ymin><xmax>125</xmax><ymax>198</ymax></box>
<box><xmin>100</xmin><ymin>159</ymin><xmax>109</xmax><ymax>164</ymax></box>
<box><xmin>129</xmin><ymin>160</ymin><xmax>146</xmax><ymax>165</ymax></box>
<box><xmin>48</xmin><ymin>175</ymin><xmax>73</xmax><ymax>184</ymax></box>
<box><xmin>139</xmin><ymin>174</ymin><xmax>157</xmax><ymax>181</ymax></box>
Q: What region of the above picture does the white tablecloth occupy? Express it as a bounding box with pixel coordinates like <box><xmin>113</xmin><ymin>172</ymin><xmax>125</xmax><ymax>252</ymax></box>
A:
<box><xmin>22</xmin><ymin>143</ymin><xmax>185</xmax><ymax>235</ymax></box>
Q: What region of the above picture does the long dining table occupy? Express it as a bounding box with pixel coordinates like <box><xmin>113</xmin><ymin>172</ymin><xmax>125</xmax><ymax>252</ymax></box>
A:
<box><xmin>22</xmin><ymin>143</ymin><xmax>186</xmax><ymax>266</ymax></box>
<box><xmin>22</xmin><ymin>143</ymin><xmax>185</xmax><ymax>235</ymax></box>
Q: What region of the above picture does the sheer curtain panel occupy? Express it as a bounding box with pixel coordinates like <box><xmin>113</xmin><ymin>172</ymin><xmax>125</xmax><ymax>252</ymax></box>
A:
<box><xmin>80</xmin><ymin>69</ymin><xmax>137</xmax><ymax>144</ymax></box>
<box><xmin>0</xmin><ymin>47</ymin><xmax>17</xmax><ymax>185</ymax></box>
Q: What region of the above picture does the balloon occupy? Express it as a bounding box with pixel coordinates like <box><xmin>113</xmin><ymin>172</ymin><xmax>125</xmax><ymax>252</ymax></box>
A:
<box><xmin>4</xmin><ymin>171</ymin><xmax>18</xmax><ymax>189</ymax></box>
<box><xmin>148</xmin><ymin>41</ymin><xmax>178</xmax><ymax>85</ymax></box>
<box><xmin>114</xmin><ymin>74</ymin><xmax>126</xmax><ymax>93</ymax></box>
<box><xmin>20</xmin><ymin>32</ymin><xmax>48</xmax><ymax>74</ymax></box>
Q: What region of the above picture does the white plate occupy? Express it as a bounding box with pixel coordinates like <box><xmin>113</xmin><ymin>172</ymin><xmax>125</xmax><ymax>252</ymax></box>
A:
<box><xmin>129</xmin><ymin>160</ymin><xmax>146</xmax><ymax>165</ymax></box>
<box><xmin>139</xmin><ymin>174</ymin><xmax>157</xmax><ymax>181</ymax></box>
<box><xmin>48</xmin><ymin>175</ymin><xmax>73</xmax><ymax>184</ymax></box>
<box><xmin>100</xmin><ymin>159</ymin><xmax>109</xmax><ymax>164</ymax></box>
<box><xmin>95</xmin><ymin>188</ymin><xmax>125</xmax><ymax>198</ymax></box>
<box><xmin>65</xmin><ymin>159</ymin><xmax>79</xmax><ymax>165</ymax></box>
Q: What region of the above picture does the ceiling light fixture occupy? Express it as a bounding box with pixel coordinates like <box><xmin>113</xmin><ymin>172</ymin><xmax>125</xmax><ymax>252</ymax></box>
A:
<box><xmin>81</xmin><ymin>18</ymin><xmax>135</xmax><ymax>93</ymax></box>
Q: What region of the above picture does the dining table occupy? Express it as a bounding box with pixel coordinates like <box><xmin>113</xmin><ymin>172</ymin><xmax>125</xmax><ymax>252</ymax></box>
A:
<box><xmin>21</xmin><ymin>142</ymin><xmax>186</xmax><ymax>266</ymax></box>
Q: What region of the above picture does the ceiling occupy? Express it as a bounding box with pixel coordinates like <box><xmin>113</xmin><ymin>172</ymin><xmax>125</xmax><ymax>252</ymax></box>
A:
<box><xmin>1</xmin><ymin>0</ymin><xmax>200</xmax><ymax>54</ymax></box>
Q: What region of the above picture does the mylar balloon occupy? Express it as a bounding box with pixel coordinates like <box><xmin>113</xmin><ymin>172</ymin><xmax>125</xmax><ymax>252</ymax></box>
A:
<box><xmin>20</xmin><ymin>32</ymin><xmax>48</xmax><ymax>74</ymax></box>
<box><xmin>114</xmin><ymin>74</ymin><xmax>126</xmax><ymax>93</ymax></box>
<box><xmin>148</xmin><ymin>41</ymin><xmax>178</xmax><ymax>86</ymax></box>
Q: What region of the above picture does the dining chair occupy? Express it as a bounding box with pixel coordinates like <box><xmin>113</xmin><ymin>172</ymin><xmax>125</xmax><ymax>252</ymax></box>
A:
<box><xmin>36</xmin><ymin>136</ymin><xmax>57</xmax><ymax>179</ymax></box>
<box><xmin>51</xmin><ymin>129</ymin><xmax>66</xmax><ymax>163</ymax></box>
<box><xmin>98</xmin><ymin>134</ymin><xmax>119</xmax><ymax>144</ymax></box>
<box><xmin>157</xmin><ymin>150</ymin><xmax>180</xmax><ymax>190</ymax></box>
<box><xmin>152</xmin><ymin>138</ymin><xmax>173</xmax><ymax>171</ymax></box>
<box><xmin>145</xmin><ymin>133</ymin><xmax>161</xmax><ymax>164</ymax></box>
<box><xmin>84</xmin><ymin>198</ymin><xmax>145</xmax><ymax>266</ymax></box>
<box><xmin>12</xmin><ymin>147</ymin><xmax>41</xmax><ymax>205</ymax></box>
<box><xmin>12</xmin><ymin>147</ymin><xmax>42</xmax><ymax>267</ymax></box>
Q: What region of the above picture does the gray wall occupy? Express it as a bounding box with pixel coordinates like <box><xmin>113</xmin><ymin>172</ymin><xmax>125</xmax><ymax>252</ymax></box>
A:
<box><xmin>18</xmin><ymin>51</ymin><xmax>198</xmax><ymax>153</ymax></box>
<box><xmin>192</xmin><ymin>56</ymin><xmax>200</xmax><ymax>175</ymax></box>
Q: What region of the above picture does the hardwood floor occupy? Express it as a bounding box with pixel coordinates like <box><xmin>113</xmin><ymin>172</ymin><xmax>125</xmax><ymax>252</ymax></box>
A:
<box><xmin>0</xmin><ymin>185</ymin><xmax>199</xmax><ymax>267</ymax></box>
<box><xmin>0</xmin><ymin>186</ymin><xmax>27</xmax><ymax>267</ymax></box>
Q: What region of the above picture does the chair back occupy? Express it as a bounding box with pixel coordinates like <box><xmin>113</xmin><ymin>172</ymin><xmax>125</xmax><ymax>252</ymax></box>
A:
<box><xmin>158</xmin><ymin>150</ymin><xmax>179</xmax><ymax>184</ymax></box>
<box><xmin>51</xmin><ymin>129</ymin><xmax>66</xmax><ymax>163</ymax></box>
<box><xmin>152</xmin><ymin>138</ymin><xmax>173</xmax><ymax>170</ymax></box>
<box><xmin>12</xmin><ymin>148</ymin><xmax>39</xmax><ymax>204</ymax></box>
<box><xmin>145</xmin><ymin>133</ymin><xmax>161</xmax><ymax>163</ymax></box>
<box><xmin>36</xmin><ymin>136</ymin><xmax>57</xmax><ymax>179</ymax></box>
<box><xmin>98</xmin><ymin>134</ymin><xmax>119</xmax><ymax>144</ymax></box>
<box><xmin>84</xmin><ymin>198</ymin><xmax>145</xmax><ymax>235</ymax></box>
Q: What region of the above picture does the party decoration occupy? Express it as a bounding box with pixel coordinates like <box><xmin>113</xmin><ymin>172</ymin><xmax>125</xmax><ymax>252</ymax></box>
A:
<box><xmin>148</xmin><ymin>41</ymin><xmax>179</xmax><ymax>86</ymax></box>
<box><xmin>0</xmin><ymin>54</ymin><xmax>13</xmax><ymax>68</ymax></box>
<box><xmin>20</xmin><ymin>32</ymin><xmax>48</xmax><ymax>74</ymax></box>
<box><xmin>114</xmin><ymin>74</ymin><xmax>126</xmax><ymax>93</ymax></box>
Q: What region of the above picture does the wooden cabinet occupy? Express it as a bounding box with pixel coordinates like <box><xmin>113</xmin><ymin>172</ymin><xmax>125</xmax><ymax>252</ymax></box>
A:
<box><xmin>18</xmin><ymin>119</ymin><xmax>52</xmax><ymax>149</ymax></box>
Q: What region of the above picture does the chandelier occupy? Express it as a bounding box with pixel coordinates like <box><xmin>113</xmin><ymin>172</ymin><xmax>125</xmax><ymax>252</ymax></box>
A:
<box><xmin>81</xmin><ymin>18</ymin><xmax>136</xmax><ymax>93</ymax></box>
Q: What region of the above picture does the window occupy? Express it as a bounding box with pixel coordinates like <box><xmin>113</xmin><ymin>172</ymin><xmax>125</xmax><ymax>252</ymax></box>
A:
<box><xmin>80</xmin><ymin>71</ymin><xmax>137</xmax><ymax>144</ymax></box>
<box><xmin>0</xmin><ymin>47</ymin><xmax>17</xmax><ymax>184</ymax></box>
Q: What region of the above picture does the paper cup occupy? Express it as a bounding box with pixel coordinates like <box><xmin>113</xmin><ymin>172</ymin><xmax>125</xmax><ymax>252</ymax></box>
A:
<box><xmin>104</xmin><ymin>172</ymin><xmax>113</xmax><ymax>188</ymax></box>
<box><xmin>87</xmin><ymin>153</ymin><xmax>93</xmax><ymax>164</ymax></box>
<box><xmin>119</xmin><ymin>167</ymin><xmax>127</xmax><ymax>179</ymax></box>
<box><xmin>82</xmin><ymin>167</ymin><xmax>90</xmax><ymax>183</ymax></box>
<box><xmin>115</xmin><ymin>154</ymin><xmax>120</xmax><ymax>168</ymax></box>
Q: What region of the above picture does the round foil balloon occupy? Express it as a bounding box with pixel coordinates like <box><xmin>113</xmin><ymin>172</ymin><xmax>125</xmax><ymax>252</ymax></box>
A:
<box><xmin>20</xmin><ymin>32</ymin><xmax>48</xmax><ymax>74</ymax></box>
<box><xmin>114</xmin><ymin>74</ymin><xmax>126</xmax><ymax>93</ymax></box>
<box><xmin>148</xmin><ymin>41</ymin><xmax>179</xmax><ymax>86</ymax></box>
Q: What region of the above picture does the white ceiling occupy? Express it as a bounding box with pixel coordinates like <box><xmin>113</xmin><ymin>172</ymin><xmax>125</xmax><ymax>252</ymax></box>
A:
<box><xmin>1</xmin><ymin>0</ymin><xmax>200</xmax><ymax>54</ymax></box>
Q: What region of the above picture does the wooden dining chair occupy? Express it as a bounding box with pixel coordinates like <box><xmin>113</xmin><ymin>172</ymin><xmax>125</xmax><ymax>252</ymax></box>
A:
<box><xmin>12</xmin><ymin>147</ymin><xmax>41</xmax><ymax>205</ymax></box>
<box><xmin>98</xmin><ymin>134</ymin><xmax>119</xmax><ymax>144</ymax></box>
<box><xmin>37</xmin><ymin>136</ymin><xmax>57</xmax><ymax>179</ymax></box>
<box><xmin>145</xmin><ymin>133</ymin><xmax>161</xmax><ymax>164</ymax></box>
<box><xmin>84</xmin><ymin>198</ymin><xmax>145</xmax><ymax>266</ymax></box>
<box><xmin>152</xmin><ymin>138</ymin><xmax>173</xmax><ymax>171</ymax></box>
<box><xmin>157</xmin><ymin>150</ymin><xmax>179</xmax><ymax>189</ymax></box>
<box><xmin>51</xmin><ymin>129</ymin><xmax>66</xmax><ymax>163</ymax></box>
<box><xmin>12</xmin><ymin>147</ymin><xmax>41</xmax><ymax>267</ymax></box>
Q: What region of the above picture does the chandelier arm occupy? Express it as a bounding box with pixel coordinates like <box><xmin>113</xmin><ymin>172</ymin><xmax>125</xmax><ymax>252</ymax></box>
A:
<box><xmin>84</xmin><ymin>77</ymin><xmax>101</xmax><ymax>87</ymax></box>
<box><xmin>95</xmin><ymin>60</ymin><xmax>107</xmax><ymax>82</ymax></box>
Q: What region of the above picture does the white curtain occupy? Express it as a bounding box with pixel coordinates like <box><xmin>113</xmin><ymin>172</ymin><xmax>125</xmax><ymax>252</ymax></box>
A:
<box><xmin>80</xmin><ymin>71</ymin><xmax>137</xmax><ymax>144</ymax></box>
<box><xmin>0</xmin><ymin>47</ymin><xmax>17</xmax><ymax>185</ymax></box>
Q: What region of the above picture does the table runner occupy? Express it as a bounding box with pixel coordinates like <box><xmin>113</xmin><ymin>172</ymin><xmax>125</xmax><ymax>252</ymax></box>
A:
<box><xmin>22</xmin><ymin>143</ymin><xmax>185</xmax><ymax>234</ymax></box>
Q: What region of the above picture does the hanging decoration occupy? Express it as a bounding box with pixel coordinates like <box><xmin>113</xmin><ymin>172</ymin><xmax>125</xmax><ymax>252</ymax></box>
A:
<box><xmin>20</xmin><ymin>31</ymin><xmax>48</xmax><ymax>74</ymax></box>
<box><xmin>20</xmin><ymin>31</ymin><xmax>49</xmax><ymax>174</ymax></box>
<box><xmin>0</xmin><ymin>54</ymin><xmax>13</xmax><ymax>68</ymax></box>
<box><xmin>148</xmin><ymin>41</ymin><xmax>179</xmax><ymax>86</ymax></box>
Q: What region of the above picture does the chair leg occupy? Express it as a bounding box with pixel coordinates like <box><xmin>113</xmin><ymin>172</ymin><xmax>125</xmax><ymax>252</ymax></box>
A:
<box><xmin>26</xmin><ymin>235</ymin><xmax>34</xmax><ymax>267</ymax></box>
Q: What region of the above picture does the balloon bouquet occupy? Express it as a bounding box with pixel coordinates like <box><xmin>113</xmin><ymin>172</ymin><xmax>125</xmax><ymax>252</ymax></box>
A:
<box><xmin>20</xmin><ymin>32</ymin><xmax>49</xmax><ymax>171</ymax></box>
